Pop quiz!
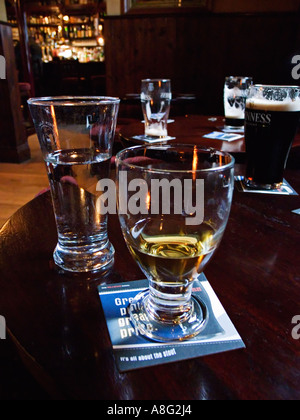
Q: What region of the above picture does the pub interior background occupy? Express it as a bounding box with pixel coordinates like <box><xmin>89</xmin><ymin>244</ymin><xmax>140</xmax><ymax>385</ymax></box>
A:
<box><xmin>0</xmin><ymin>0</ymin><xmax>300</xmax><ymax>400</ymax></box>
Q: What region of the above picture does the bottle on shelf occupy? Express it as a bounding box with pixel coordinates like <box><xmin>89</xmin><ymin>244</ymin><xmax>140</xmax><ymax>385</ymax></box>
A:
<box><xmin>8</xmin><ymin>5</ymin><xmax>104</xmax><ymax>63</ymax></box>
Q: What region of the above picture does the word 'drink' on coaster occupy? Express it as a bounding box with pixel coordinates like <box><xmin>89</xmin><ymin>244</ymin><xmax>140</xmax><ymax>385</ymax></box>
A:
<box><xmin>98</xmin><ymin>274</ymin><xmax>245</xmax><ymax>372</ymax></box>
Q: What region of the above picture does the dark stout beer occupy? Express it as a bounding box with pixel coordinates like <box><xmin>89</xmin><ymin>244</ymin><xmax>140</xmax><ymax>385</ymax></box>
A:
<box><xmin>244</xmin><ymin>88</ymin><xmax>300</xmax><ymax>189</ymax></box>
<box><xmin>225</xmin><ymin>116</ymin><xmax>245</xmax><ymax>127</ymax></box>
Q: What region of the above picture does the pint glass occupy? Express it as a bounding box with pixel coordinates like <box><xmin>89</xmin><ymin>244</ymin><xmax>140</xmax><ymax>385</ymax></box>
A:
<box><xmin>141</xmin><ymin>79</ymin><xmax>172</xmax><ymax>138</ymax></box>
<box><xmin>224</xmin><ymin>76</ymin><xmax>253</xmax><ymax>129</ymax></box>
<box><xmin>244</xmin><ymin>85</ymin><xmax>300</xmax><ymax>189</ymax></box>
<box><xmin>28</xmin><ymin>97</ymin><xmax>120</xmax><ymax>272</ymax></box>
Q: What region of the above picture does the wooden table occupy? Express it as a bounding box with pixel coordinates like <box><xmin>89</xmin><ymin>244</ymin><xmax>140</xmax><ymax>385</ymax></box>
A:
<box><xmin>0</xmin><ymin>159</ymin><xmax>299</xmax><ymax>400</ymax></box>
<box><xmin>118</xmin><ymin>115</ymin><xmax>300</xmax><ymax>163</ymax></box>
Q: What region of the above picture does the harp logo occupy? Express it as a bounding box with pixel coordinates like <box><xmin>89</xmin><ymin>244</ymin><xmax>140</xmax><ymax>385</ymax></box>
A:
<box><xmin>0</xmin><ymin>315</ymin><xmax>5</xmax><ymax>339</ymax></box>
<box><xmin>0</xmin><ymin>55</ymin><xmax>5</xmax><ymax>79</ymax></box>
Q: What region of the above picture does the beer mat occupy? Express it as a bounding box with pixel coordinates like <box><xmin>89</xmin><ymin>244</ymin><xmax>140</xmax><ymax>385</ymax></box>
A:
<box><xmin>292</xmin><ymin>208</ymin><xmax>300</xmax><ymax>215</ymax></box>
<box><xmin>98</xmin><ymin>273</ymin><xmax>245</xmax><ymax>373</ymax></box>
<box><xmin>217</xmin><ymin>125</ymin><xmax>245</xmax><ymax>134</ymax></box>
<box><xmin>235</xmin><ymin>176</ymin><xmax>298</xmax><ymax>195</ymax></box>
<box><xmin>141</xmin><ymin>119</ymin><xmax>175</xmax><ymax>124</ymax></box>
<box><xmin>132</xmin><ymin>135</ymin><xmax>176</xmax><ymax>143</ymax></box>
<box><xmin>203</xmin><ymin>131</ymin><xmax>244</xmax><ymax>142</ymax></box>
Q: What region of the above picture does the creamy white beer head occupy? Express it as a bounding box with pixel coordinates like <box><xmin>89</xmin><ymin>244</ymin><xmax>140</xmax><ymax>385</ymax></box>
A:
<box><xmin>246</xmin><ymin>85</ymin><xmax>300</xmax><ymax>112</ymax></box>
<box><xmin>246</xmin><ymin>98</ymin><xmax>300</xmax><ymax>112</ymax></box>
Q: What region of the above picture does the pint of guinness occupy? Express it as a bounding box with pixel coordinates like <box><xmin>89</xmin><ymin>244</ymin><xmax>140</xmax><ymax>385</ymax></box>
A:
<box><xmin>244</xmin><ymin>85</ymin><xmax>300</xmax><ymax>189</ymax></box>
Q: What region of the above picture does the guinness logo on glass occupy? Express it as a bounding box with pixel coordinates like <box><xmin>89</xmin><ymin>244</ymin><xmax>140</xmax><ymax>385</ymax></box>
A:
<box><xmin>245</xmin><ymin>110</ymin><xmax>271</xmax><ymax>125</ymax></box>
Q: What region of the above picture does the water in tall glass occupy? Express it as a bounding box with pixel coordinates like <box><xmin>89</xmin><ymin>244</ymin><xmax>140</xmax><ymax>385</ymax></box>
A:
<box><xmin>28</xmin><ymin>96</ymin><xmax>120</xmax><ymax>273</ymax></box>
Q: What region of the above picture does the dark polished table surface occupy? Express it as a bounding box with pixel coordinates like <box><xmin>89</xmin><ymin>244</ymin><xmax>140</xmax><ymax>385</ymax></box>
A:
<box><xmin>0</xmin><ymin>157</ymin><xmax>299</xmax><ymax>400</ymax></box>
<box><xmin>118</xmin><ymin>115</ymin><xmax>300</xmax><ymax>159</ymax></box>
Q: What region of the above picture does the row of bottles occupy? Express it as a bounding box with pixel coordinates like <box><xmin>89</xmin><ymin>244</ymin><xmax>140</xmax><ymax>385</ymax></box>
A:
<box><xmin>28</xmin><ymin>15</ymin><xmax>61</xmax><ymax>25</ymax></box>
<box><xmin>8</xmin><ymin>5</ymin><xmax>105</xmax><ymax>63</ymax></box>
<box><xmin>27</xmin><ymin>15</ymin><xmax>98</xmax><ymax>39</ymax></box>
<box><xmin>28</xmin><ymin>26</ymin><xmax>60</xmax><ymax>44</ymax></box>
<box><xmin>28</xmin><ymin>24</ymin><xmax>103</xmax><ymax>45</ymax></box>
<box><xmin>33</xmin><ymin>0</ymin><xmax>90</xmax><ymax>5</ymax></box>
<box><xmin>64</xmin><ymin>25</ymin><xmax>94</xmax><ymax>39</ymax></box>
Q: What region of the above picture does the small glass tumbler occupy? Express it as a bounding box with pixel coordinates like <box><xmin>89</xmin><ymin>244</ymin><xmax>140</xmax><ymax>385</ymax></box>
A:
<box><xmin>28</xmin><ymin>96</ymin><xmax>120</xmax><ymax>273</ymax></box>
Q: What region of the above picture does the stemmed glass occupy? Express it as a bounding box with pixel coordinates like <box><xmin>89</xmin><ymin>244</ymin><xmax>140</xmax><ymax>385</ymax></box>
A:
<box><xmin>116</xmin><ymin>144</ymin><xmax>235</xmax><ymax>342</ymax></box>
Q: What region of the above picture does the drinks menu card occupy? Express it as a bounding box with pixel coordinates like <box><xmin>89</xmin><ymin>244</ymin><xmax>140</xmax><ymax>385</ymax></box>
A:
<box><xmin>98</xmin><ymin>274</ymin><xmax>245</xmax><ymax>372</ymax></box>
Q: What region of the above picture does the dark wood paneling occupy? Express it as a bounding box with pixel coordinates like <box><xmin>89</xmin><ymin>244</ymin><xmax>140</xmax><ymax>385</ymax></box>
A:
<box><xmin>104</xmin><ymin>13</ymin><xmax>300</xmax><ymax>115</ymax></box>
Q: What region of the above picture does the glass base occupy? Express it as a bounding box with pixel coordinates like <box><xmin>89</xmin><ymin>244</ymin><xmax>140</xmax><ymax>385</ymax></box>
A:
<box><xmin>53</xmin><ymin>241</ymin><xmax>115</xmax><ymax>273</ymax></box>
<box><xmin>223</xmin><ymin>125</ymin><xmax>244</xmax><ymax>133</ymax></box>
<box><xmin>243</xmin><ymin>178</ymin><xmax>282</xmax><ymax>190</ymax></box>
<box><xmin>129</xmin><ymin>290</ymin><xmax>208</xmax><ymax>342</ymax></box>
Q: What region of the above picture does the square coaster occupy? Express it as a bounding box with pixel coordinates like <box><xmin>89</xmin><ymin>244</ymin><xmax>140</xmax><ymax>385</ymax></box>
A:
<box><xmin>217</xmin><ymin>125</ymin><xmax>245</xmax><ymax>134</ymax></box>
<box><xmin>235</xmin><ymin>176</ymin><xmax>298</xmax><ymax>195</ymax></box>
<box><xmin>98</xmin><ymin>273</ymin><xmax>245</xmax><ymax>372</ymax></box>
<box><xmin>292</xmin><ymin>208</ymin><xmax>300</xmax><ymax>215</ymax></box>
<box><xmin>132</xmin><ymin>135</ymin><xmax>176</xmax><ymax>143</ymax></box>
<box><xmin>203</xmin><ymin>131</ymin><xmax>243</xmax><ymax>142</ymax></box>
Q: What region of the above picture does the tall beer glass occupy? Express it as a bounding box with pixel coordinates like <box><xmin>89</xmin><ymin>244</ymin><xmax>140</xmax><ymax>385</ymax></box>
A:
<box><xmin>28</xmin><ymin>97</ymin><xmax>120</xmax><ymax>272</ymax></box>
<box><xmin>224</xmin><ymin>76</ymin><xmax>253</xmax><ymax>129</ymax></box>
<box><xmin>244</xmin><ymin>85</ymin><xmax>300</xmax><ymax>189</ymax></box>
<box><xmin>141</xmin><ymin>79</ymin><xmax>172</xmax><ymax>139</ymax></box>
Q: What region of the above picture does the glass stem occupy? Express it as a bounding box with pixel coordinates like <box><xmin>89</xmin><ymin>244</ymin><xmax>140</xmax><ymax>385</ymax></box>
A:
<box><xmin>145</xmin><ymin>280</ymin><xmax>194</xmax><ymax>324</ymax></box>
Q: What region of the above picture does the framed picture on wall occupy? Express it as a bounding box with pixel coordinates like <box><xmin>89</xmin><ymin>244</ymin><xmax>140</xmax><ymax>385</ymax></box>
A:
<box><xmin>125</xmin><ymin>0</ymin><xmax>213</xmax><ymax>14</ymax></box>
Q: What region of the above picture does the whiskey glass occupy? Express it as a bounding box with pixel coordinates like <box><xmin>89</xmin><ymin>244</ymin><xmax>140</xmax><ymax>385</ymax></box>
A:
<box><xmin>116</xmin><ymin>144</ymin><xmax>235</xmax><ymax>342</ymax></box>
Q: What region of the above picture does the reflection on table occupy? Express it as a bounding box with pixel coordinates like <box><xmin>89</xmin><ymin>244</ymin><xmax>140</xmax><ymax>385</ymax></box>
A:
<box><xmin>118</xmin><ymin>115</ymin><xmax>300</xmax><ymax>162</ymax></box>
<box><xmin>0</xmin><ymin>155</ymin><xmax>299</xmax><ymax>399</ymax></box>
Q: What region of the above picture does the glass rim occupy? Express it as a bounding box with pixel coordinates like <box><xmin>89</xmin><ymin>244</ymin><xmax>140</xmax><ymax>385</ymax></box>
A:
<box><xmin>115</xmin><ymin>144</ymin><xmax>235</xmax><ymax>174</ymax></box>
<box><xmin>225</xmin><ymin>76</ymin><xmax>253</xmax><ymax>80</ymax></box>
<box><xmin>141</xmin><ymin>78</ymin><xmax>171</xmax><ymax>83</ymax></box>
<box><xmin>251</xmin><ymin>84</ymin><xmax>300</xmax><ymax>90</ymax></box>
<box><xmin>27</xmin><ymin>96</ymin><xmax>120</xmax><ymax>106</ymax></box>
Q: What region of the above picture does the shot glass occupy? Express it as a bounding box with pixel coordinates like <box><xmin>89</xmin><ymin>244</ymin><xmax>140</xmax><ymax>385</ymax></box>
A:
<box><xmin>141</xmin><ymin>79</ymin><xmax>172</xmax><ymax>139</ymax></box>
<box><xmin>28</xmin><ymin>96</ymin><xmax>120</xmax><ymax>273</ymax></box>
<box><xmin>224</xmin><ymin>76</ymin><xmax>253</xmax><ymax>129</ymax></box>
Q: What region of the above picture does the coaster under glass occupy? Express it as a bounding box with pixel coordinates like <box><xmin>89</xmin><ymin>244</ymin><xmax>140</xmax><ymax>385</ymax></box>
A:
<box><xmin>132</xmin><ymin>134</ymin><xmax>176</xmax><ymax>143</ymax></box>
<box><xmin>129</xmin><ymin>290</ymin><xmax>208</xmax><ymax>342</ymax></box>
